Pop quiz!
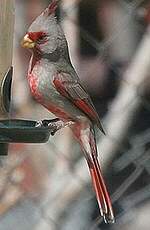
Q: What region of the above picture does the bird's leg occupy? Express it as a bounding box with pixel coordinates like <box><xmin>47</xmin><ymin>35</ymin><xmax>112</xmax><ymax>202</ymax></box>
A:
<box><xmin>48</xmin><ymin>119</ymin><xmax>75</xmax><ymax>135</ymax></box>
<box><xmin>42</xmin><ymin>118</ymin><xmax>60</xmax><ymax>127</ymax></box>
<box><xmin>35</xmin><ymin>118</ymin><xmax>59</xmax><ymax>129</ymax></box>
<box><xmin>36</xmin><ymin>118</ymin><xmax>74</xmax><ymax>135</ymax></box>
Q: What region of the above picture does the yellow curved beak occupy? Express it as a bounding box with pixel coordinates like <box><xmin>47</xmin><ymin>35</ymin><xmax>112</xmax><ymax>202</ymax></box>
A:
<box><xmin>21</xmin><ymin>34</ymin><xmax>35</xmax><ymax>49</ymax></box>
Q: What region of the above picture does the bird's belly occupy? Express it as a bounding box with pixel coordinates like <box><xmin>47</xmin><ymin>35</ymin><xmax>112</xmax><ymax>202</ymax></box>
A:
<box><xmin>28</xmin><ymin>74</ymin><xmax>82</xmax><ymax>121</ymax></box>
<box><xmin>28</xmin><ymin>74</ymin><xmax>41</xmax><ymax>101</ymax></box>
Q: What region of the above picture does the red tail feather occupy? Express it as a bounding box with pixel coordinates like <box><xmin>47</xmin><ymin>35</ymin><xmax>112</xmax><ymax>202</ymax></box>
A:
<box><xmin>88</xmin><ymin>161</ymin><xmax>107</xmax><ymax>215</ymax></box>
<box><xmin>72</xmin><ymin>124</ymin><xmax>114</xmax><ymax>223</ymax></box>
<box><xmin>89</xmin><ymin>156</ymin><xmax>114</xmax><ymax>223</ymax></box>
<box><xmin>88</xmin><ymin>129</ymin><xmax>114</xmax><ymax>223</ymax></box>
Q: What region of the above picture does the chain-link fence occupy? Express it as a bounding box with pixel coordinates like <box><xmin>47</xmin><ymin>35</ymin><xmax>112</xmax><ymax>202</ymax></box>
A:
<box><xmin>0</xmin><ymin>0</ymin><xmax>150</xmax><ymax>229</ymax></box>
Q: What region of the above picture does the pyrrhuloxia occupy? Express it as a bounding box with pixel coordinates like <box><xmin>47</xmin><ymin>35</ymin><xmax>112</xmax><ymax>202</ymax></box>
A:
<box><xmin>21</xmin><ymin>0</ymin><xmax>114</xmax><ymax>223</ymax></box>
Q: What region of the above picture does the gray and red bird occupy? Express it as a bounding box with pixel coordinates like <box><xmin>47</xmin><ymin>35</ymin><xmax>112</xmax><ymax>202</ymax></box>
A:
<box><xmin>21</xmin><ymin>0</ymin><xmax>114</xmax><ymax>223</ymax></box>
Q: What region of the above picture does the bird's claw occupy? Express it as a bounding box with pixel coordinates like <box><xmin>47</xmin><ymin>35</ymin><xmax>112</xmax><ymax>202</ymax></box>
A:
<box><xmin>35</xmin><ymin>118</ymin><xmax>60</xmax><ymax>127</ymax></box>
<box><xmin>35</xmin><ymin>118</ymin><xmax>61</xmax><ymax>135</ymax></box>
<box><xmin>35</xmin><ymin>119</ymin><xmax>74</xmax><ymax>136</ymax></box>
<box><xmin>35</xmin><ymin>120</ymin><xmax>43</xmax><ymax>127</ymax></box>
<box><xmin>42</xmin><ymin>118</ymin><xmax>60</xmax><ymax>127</ymax></box>
<box><xmin>44</xmin><ymin>119</ymin><xmax>74</xmax><ymax>135</ymax></box>
<box><xmin>47</xmin><ymin>119</ymin><xmax>65</xmax><ymax>135</ymax></box>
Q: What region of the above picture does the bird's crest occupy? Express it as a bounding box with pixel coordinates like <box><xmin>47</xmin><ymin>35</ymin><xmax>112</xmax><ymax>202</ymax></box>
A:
<box><xmin>44</xmin><ymin>0</ymin><xmax>58</xmax><ymax>16</ymax></box>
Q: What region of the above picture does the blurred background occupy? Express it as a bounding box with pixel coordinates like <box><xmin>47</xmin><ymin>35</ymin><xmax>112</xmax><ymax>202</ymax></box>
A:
<box><xmin>0</xmin><ymin>0</ymin><xmax>150</xmax><ymax>229</ymax></box>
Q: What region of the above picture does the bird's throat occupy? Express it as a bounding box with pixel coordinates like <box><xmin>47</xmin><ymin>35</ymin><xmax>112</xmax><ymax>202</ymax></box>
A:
<box><xmin>29</xmin><ymin>54</ymin><xmax>41</xmax><ymax>73</ymax></box>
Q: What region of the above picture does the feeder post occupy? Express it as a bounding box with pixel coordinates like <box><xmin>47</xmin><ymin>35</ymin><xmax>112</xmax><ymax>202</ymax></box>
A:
<box><xmin>0</xmin><ymin>0</ymin><xmax>15</xmax><ymax>155</ymax></box>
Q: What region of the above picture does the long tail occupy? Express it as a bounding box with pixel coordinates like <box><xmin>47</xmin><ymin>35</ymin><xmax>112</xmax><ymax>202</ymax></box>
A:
<box><xmin>88</xmin><ymin>153</ymin><xmax>114</xmax><ymax>223</ymax></box>
<box><xmin>74</xmin><ymin>124</ymin><xmax>115</xmax><ymax>223</ymax></box>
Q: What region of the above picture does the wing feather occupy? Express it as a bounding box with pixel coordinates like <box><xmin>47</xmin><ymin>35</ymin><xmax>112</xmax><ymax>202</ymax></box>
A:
<box><xmin>53</xmin><ymin>72</ymin><xmax>105</xmax><ymax>134</ymax></box>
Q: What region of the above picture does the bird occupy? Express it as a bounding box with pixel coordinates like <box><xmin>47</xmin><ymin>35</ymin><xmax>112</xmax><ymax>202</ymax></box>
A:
<box><xmin>21</xmin><ymin>0</ymin><xmax>114</xmax><ymax>223</ymax></box>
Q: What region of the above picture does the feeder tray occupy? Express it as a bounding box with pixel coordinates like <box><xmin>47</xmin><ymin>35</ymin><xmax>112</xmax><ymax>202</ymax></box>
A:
<box><xmin>0</xmin><ymin>119</ymin><xmax>52</xmax><ymax>143</ymax></box>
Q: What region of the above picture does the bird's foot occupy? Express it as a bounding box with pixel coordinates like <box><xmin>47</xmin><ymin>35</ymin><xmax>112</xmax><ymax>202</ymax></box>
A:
<box><xmin>36</xmin><ymin>118</ymin><xmax>74</xmax><ymax>135</ymax></box>
<box><xmin>35</xmin><ymin>120</ymin><xmax>44</xmax><ymax>127</ymax></box>
<box><xmin>48</xmin><ymin>119</ymin><xmax>74</xmax><ymax>135</ymax></box>
<box><xmin>42</xmin><ymin>118</ymin><xmax>61</xmax><ymax>135</ymax></box>
<box><xmin>42</xmin><ymin>118</ymin><xmax>60</xmax><ymax>127</ymax></box>
<box><xmin>35</xmin><ymin>118</ymin><xmax>59</xmax><ymax>128</ymax></box>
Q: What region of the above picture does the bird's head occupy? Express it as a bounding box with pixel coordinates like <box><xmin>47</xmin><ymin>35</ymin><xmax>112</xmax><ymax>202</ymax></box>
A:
<box><xmin>21</xmin><ymin>0</ymin><xmax>65</xmax><ymax>56</ymax></box>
